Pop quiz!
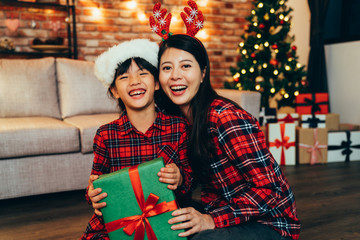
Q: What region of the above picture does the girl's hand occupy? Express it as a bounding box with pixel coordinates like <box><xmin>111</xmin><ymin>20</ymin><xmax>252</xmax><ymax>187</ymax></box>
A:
<box><xmin>158</xmin><ymin>163</ymin><xmax>183</xmax><ymax>190</ymax></box>
<box><xmin>168</xmin><ymin>207</ymin><xmax>215</xmax><ymax>237</ymax></box>
<box><xmin>88</xmin><ymin>175</ymin><xmax>107</xmax><ymax>216</ymax></box>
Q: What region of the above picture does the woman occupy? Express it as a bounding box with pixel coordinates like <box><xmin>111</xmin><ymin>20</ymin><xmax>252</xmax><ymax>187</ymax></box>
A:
<box><xmin>157</xmin><ymin>34</ymin><xmax>300</xmax><ymax>240</ymax></box>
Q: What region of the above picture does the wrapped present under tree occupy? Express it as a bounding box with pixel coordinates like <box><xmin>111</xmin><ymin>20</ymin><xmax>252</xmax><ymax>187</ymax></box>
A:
<box><xmin>297</xmin><ymin>128</ymin><xmax>328</xmax><ymax>165</ymax></box>
<box><xmin>328</xmin><ymin>130</ymin><xmax>360</xmax><ymax>163</ymax></box>
<box><xmin>295</xmin><ymin>93</ymin><xmax>329</xmax><ymax>115</ymax></box>
<box><xmin>301</xmin><ymin>114</ymin><xmax>326</xmax><ymax>128</ymax></box>
<box><xmin>268</xmin><ymin>123</ymin><xmax>296</xmax><ymax>165</ymax></box>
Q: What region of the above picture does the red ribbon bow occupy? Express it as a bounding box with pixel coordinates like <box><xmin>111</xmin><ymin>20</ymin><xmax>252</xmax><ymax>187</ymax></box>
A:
<box><xmin>269</xmin><ymin>124</ymin><xmax>295</xmax><ymax>165</ymax></box>
<box><xmin>278</xmin><ymin>114</ymin><xmax>297</xmax><ymax>124</ymax></box>
<box><xmin>105</xmin><ymin>165</ymin><xmax>178</xmax><ymax>240</ymax></box>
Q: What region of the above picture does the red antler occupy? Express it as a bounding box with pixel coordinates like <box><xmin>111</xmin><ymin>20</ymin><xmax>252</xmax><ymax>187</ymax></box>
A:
<box><xmin>180</xmin><ymin>0</ymin><xmax>204</xmax><ymax>37</ymax></box>
<box><xmin>149</xmin><ymin>2</ymin><xmax>172</xmax><ymax>40</ymax></box>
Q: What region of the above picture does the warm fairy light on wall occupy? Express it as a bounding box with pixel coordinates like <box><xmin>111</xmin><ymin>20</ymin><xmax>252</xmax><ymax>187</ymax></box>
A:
<box><xmin>197</xmin><ymin>29</ymin><xmax>209</xmax><ymax>40</ymax></box>
<box><xmin>137</xmin><ymin>12</ymin><xmax>147</xmax><ymax>23</ymax></box>
<box><xmin>126</xmin><ymin>1</ymin><xmax>137</xmax><ymax>10</ymax></box>
<box><xmin>91</xmin><ymin>7</ymin><xmax>102</xmax><ymax>21</ymax></box>
<box><xmin>172</xmin><ymin>16</ymin><xmax>179</xmax><ymax>23</ymax></box>
<box><xmin>197</xmin><ymin>0</ymin><xmax>208</xmax><ymax>7</ymax></box>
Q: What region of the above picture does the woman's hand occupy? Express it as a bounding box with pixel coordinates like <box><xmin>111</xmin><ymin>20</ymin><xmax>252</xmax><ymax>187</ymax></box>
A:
<box><xmin>158</xmin><ymin>163</ymin><xmax>183</xmax><ymax>190</ymax></box>
<box><xmin>168</xmin><ymin>207</ymin><xmax>215</xmax><ymax>237</ymax></box>
<box><xmin>88</xmin><ymin>175</ymin><xmax>107</xmax><ymax>216</ymax></box>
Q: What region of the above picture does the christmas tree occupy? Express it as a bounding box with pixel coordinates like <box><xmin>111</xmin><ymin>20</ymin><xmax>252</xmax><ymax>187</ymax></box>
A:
<box><xmin>226</xmin><ymin>0</ymin><xmax>308</xmax><ymax>109</ymax></box>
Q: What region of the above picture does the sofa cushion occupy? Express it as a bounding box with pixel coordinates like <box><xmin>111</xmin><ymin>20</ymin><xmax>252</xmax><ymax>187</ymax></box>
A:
<box><xmin>64</xmin><ymin>113</ymin><xmax>119</xmax><ymax>153</ymax></box>
<box><xmin>0</xmin><ymin>117</ymin><xmax>80</xmax><ymax>159</ymax></box>
<box><xmin>56</xmin><ymin>58</ymin><xmax>118</xmax><ymax>119</ymax></box>
<box><xmin>0</xmin><ymin>57</ymin><xmax>61</xmax><ymax>119</ymax></box>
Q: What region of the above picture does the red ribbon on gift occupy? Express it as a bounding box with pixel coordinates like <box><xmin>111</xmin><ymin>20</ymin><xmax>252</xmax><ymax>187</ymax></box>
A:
<box><xmin>269</xmin><ymin>124</ymin><xmax>295</xmax><ymax>165</ymax></box>
<box><xmin>299</xmin><ymin>128</ymin><xmax>327</xmax><ymax>165</ymax></box>
<box><xmin>105</xmin><ymin>165</ymin><xmax>178</xmax><ymax>240</ymax></box>
<box><xmin>277</xmin><ymin>114</ymin><xmax>298</xmax><ymax>124</ymax></box>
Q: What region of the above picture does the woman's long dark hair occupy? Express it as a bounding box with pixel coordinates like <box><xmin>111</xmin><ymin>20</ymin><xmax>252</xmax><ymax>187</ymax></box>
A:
<box><xmin>108</xmin><ymin>57</ymin><xmax>159</xmax><ymax>111</ymax></box>
<box><xmin>157</xmin><ymin>34</ymin><xmax>219</xmax><ymax>182</ymax></box>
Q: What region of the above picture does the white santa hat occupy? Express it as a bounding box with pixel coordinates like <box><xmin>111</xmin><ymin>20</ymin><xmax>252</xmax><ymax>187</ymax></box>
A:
<box><xmin>94</xmin><ymin>39</ymin><xmax>159</xmax><ymax>88</ymax></box>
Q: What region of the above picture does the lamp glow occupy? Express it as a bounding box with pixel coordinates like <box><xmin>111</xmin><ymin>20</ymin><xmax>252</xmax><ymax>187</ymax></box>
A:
<box><xmin>126</xmin><ymin>1</ymin><xmax>137</xmax><ymax>9</ymax></box>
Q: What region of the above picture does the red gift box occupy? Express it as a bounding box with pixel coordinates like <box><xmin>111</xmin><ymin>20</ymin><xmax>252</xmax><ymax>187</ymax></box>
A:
<box><xmin>295</xmin><ymin>93</ymin><xmax>329</xmax><ymax>114</ymax></box>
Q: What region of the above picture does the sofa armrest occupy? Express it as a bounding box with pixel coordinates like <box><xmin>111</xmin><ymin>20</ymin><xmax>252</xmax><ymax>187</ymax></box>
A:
<box><xmin>215</xmin><ymin>89</ymin><xmax>261</xmax><ymax>120</ymax></box>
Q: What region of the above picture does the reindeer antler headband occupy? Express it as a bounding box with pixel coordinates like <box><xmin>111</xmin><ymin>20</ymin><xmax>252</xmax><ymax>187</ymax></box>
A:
<box><xmin>149</xmin><ymin>0</ymin><xmax>204</xmax><ymax>40</ymax></box>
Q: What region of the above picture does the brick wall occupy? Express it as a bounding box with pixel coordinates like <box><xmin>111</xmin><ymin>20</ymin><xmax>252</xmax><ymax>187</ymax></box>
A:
<box><xmin>1</xmin><ymin>0</ymin><xmax>252</xmax><ymax>88</ymax></box>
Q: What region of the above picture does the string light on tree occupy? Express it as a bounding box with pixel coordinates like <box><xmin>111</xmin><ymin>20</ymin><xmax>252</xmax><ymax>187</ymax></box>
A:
<box><xmin>227</xmin><ymin>0</ymin><xmax>307</xmax><ymax>109</ymax></box>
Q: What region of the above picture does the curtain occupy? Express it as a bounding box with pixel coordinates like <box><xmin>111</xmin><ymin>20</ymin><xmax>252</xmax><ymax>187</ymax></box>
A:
<box><xmin>307</xmin><ymin>0</ymin><xmax>330</xmax><ymax>94</ymax></box>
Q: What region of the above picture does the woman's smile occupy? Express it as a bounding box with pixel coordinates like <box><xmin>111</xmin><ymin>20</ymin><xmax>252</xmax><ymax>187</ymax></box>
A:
<box><xmin>159</xmin><ymin>47</ymin><xmax>204</xmax><ymax>114</ymax></box>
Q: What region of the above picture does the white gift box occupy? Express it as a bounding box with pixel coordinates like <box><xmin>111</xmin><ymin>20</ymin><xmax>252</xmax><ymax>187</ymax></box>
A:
<box><xmin>268</xmin><ymin>123</ymin><xmax>296</xmax><ymax>165</ymax></box>
<box><xmin>327</xmin><ymin>130</ymin><xmax>360</xmax><ymax>163</ymax></box>
<box><xmin>277</xmin><ymin>113</ymin><xmax>299</xmax><ymax>126</ymax></box>
<box><xmin>301</xmin><ymin>114</ymin><xmax>326</xmax><ymax>128</ymax></box>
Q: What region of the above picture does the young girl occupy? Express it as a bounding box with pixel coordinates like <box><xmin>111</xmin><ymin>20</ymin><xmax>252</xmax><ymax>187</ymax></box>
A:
<box><xmin>81</xmin><ymin>39</ymin><xmax>193</xmax><ymax>240</ymax></box>
<box><xmin>156</xmin><ymin>34</ymin><xmax>300</xmax><ymax>240</ymax></box>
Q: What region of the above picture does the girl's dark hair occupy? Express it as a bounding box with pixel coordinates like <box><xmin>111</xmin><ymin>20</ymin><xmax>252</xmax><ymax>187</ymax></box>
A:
<box><xmin>157</xmin><ymin>34</ymin><xmax>219</xmax><ymax>182</ymax></box>
<box><xmin>108</xmin><ymin>57</ymin><xmax>159</xmax><ymax>111</ymax></box>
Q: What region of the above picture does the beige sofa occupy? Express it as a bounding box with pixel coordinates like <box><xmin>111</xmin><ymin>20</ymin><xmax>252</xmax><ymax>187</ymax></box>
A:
<box><xmin>0</xmin><ymin>57</ymin><xmax>261</xmax><ymax>200</ymax></box>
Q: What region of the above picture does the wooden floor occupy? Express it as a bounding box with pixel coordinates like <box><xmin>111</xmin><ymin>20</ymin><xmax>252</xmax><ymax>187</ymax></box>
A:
<box><xmin>1</xmin><ymin>161</ymin><xmax>360</xmax><ymax>240</ymax></box>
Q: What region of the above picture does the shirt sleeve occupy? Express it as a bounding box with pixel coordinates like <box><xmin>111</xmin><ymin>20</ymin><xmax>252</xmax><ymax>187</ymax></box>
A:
<box><xmin>207</xmin><ymin>109</ymin><xmax>285</xmax><ymax>228</ymax></box>
<box><xmin>80</xmin><ymin>213</ymin><xmax>109</xmax><ymax>240</ymax></box>
<box><xmin>85</xmin><ymin>128</ymin><xmax>111</xmax><ymax>205</ymax></box>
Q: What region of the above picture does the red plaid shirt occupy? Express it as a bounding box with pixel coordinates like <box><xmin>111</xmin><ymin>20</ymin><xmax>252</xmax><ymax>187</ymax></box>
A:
<box><xmin>202</xmin><ymin>99</ymin><xmax>300</xmax><ymax>239</ymax></box>
<box><xmin>81</xmin><ymin>108</ymin><xmax>192</xmax><ymax>240</ymax></box>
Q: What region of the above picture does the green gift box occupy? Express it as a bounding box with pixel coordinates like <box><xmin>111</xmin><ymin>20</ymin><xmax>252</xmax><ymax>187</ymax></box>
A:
<box><xmin>93</xmin><ymin>157</ymin><xmax>184</xmax><ymax>240</ymax></box>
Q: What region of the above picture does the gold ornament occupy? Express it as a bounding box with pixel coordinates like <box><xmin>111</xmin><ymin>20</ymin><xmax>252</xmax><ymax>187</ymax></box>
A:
<box><xmin>285</xmin><ymin>35</ymin><xmax>295</xmax><ymax>44</ymax></box>
<box><xmin>278</xmin><ymin>72</ymin><xmax>285</xmax><ymax>80</ymax></box>
<box><xmin>256</xmin><ymin>76</ymin><xmax>264</xmax><ymax>82</ymax></box>
<box><xmin>264</xmin><ymin>13</ymin><xmax>270</xmax><ymax>21</ymax></box>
